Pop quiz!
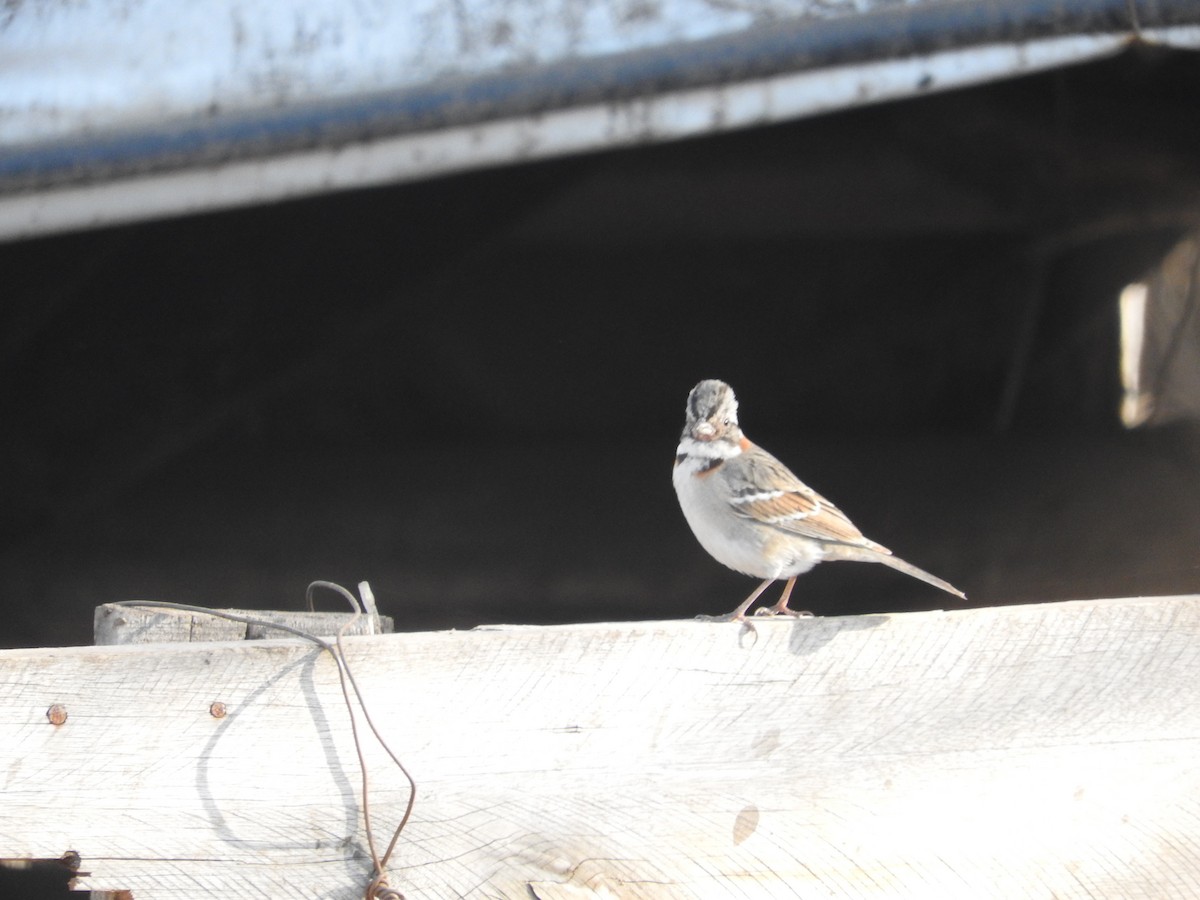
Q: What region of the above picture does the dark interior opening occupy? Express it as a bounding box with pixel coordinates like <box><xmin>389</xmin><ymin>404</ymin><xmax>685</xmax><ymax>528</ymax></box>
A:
<box><xmin>3</xmin><ymin>45</ymin><xmax>1199</xmax><ymax>649</ymax></box>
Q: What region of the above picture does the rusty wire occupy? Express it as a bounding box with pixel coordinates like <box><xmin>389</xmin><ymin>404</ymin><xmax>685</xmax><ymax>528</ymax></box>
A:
<box><xmin>308</xmin><ymin>580</ymin><xmax>417</xmax><ymax>899</ymax></box>
<box><xmin>114</xmin><ymin>583</ymin><xmax>416</xmax><ymax>900</ymax></box>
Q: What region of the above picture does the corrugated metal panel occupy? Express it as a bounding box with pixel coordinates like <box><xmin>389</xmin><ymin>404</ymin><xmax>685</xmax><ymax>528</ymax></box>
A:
<box><xmin>0</xmin><ymin>0</ymin><xmax>1197</xmax><ymax>240</ymax></box>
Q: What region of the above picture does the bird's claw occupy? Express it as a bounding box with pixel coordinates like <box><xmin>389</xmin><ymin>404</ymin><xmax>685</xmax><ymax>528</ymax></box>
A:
<box><xmin>753</xmin><ymin>606</ymin><xmax>815</xmax><ymax>618</ymax></box>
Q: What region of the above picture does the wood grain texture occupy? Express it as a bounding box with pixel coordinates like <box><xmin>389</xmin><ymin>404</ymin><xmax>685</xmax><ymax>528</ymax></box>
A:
<box><xmin>93</xmin><ymin>603</ymin><xmax>393</xmax><ymax>644</ymax></box>
<box><xmin>3</xmin><ymin>596</ymin><xmax>1200</xmax><ymax>898</ymax></box>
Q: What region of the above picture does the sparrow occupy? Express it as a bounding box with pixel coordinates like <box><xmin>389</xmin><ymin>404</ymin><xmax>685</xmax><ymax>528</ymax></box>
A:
<box><xmin>673</xmin><ymin>379</ymin><xmax>965</xmax><ymax>620</ymax></box>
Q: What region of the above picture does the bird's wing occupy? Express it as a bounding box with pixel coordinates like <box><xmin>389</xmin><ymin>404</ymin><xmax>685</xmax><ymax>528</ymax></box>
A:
<box><xmin>723</xmin><ymin>445</ymin><xmax>887</xmax><ymax>550</ymax></box>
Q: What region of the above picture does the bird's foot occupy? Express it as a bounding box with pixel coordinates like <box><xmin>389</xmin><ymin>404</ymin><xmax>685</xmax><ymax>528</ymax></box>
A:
<box><xmin>754</xmin><ymin>604</ymin><xmax>814</xmax><ymax>618</ymax></box>
<box><xmin>695</xmin><ymin>612</ymin><xmax>747</xmax><ymax>623</ymax></box>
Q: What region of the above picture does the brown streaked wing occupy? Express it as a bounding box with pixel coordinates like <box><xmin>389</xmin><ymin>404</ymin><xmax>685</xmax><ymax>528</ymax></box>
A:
<box><xmin>727</xmin><ymin>445</ymin><xmax>869</xmax><ymax>545</ymax></box>
<box><xmin>734</xmin><ymin>490</ymin><xmax>866</xmax><ymax>543</ymax></box>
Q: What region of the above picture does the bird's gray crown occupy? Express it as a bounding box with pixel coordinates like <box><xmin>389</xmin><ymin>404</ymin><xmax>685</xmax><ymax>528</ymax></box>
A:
<box><xmin>686</xmin><ymin>379</ymin><xmax>739</xmax><ymax>426</ymax></box>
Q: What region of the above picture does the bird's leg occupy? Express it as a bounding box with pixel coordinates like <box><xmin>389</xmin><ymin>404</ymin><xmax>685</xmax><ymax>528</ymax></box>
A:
<box><xmin>728</xmin><ymin>578</ymin><xmax>777</xmax><ymax>619</ymax></box>
<box><xmin>757</xmin><ymin>577</ymin><xmax>813</xmax><ymax>617</ymax></box>
<box><xmin>694</xmin><ymin>578</ymin><xmax>775</xmax><ymax>622</ymax></box>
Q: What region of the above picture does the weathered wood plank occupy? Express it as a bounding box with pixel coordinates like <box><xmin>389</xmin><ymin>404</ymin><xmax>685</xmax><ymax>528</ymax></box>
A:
<box><xmin>93</xmin><ymin>603</ymin><xmax>393</xmax><ymax>644</ymax></box>
<box><xmin>3</xmin><ymin>596</ymin><xmax>1200</xmax><ymax>898</ymax></box>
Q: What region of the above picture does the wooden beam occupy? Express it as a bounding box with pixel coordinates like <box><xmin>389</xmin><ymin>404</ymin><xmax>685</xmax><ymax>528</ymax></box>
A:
<box><xmin>3</xmin><ymin>596</ymin><xmax>1199</xmax><ymax>897</ymax></box>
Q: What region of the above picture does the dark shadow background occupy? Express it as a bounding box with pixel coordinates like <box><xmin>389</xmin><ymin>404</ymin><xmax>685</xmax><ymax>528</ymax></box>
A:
<box><xmin>3</xmin><ymin>46</ymin><xmax>1200</xmax><ymax>649</ymax></box>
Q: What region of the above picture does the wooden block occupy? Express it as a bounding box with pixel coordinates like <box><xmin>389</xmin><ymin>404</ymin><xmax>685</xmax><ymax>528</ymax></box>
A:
<box><xmin>93</xmin><ymin>603</ymin><xmax>393</xmax><ymax>644</ymax></box>
<box><xmin>3</xmin><ymin>596</ymin><xmax>1198</xmax><ymax>898</ymax></box>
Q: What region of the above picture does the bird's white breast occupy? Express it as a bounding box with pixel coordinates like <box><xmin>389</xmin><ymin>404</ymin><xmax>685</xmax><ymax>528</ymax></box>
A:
<box><xmin>674</xmin><ymin>451</ymin><xmax>821</xmax><ymax>580</ymax></box>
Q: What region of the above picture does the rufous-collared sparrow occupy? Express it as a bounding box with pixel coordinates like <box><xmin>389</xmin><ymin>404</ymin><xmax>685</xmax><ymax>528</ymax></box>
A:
<box><xmin>673</xmin><ymin>379</ymin><xmax>965</xmax><ymax>619</ymax></box>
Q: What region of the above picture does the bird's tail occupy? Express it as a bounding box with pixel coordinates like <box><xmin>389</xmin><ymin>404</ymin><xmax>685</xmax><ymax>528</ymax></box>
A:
<box><xmin>833</xmin><ymin>545</ymin><xmax>966</xmax><ymax>599</ymax></box>
<box><xmin>879</xmin><ymin>553</ymin><xmax>966</xmax><ymax>599</ymax></box>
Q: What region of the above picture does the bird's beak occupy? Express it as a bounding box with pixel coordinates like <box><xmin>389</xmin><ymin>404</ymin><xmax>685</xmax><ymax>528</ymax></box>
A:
<box><xmin>693</xmin><ymin>421</ymin><xmax>716</xmax><ymax>442</ymax></box>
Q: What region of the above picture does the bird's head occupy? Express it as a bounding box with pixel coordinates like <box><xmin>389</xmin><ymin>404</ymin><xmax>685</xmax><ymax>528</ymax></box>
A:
<box><xmin>682</xmin><ymin>379</ymin><xmax>743</xmax><ymax>446</ymax></box>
